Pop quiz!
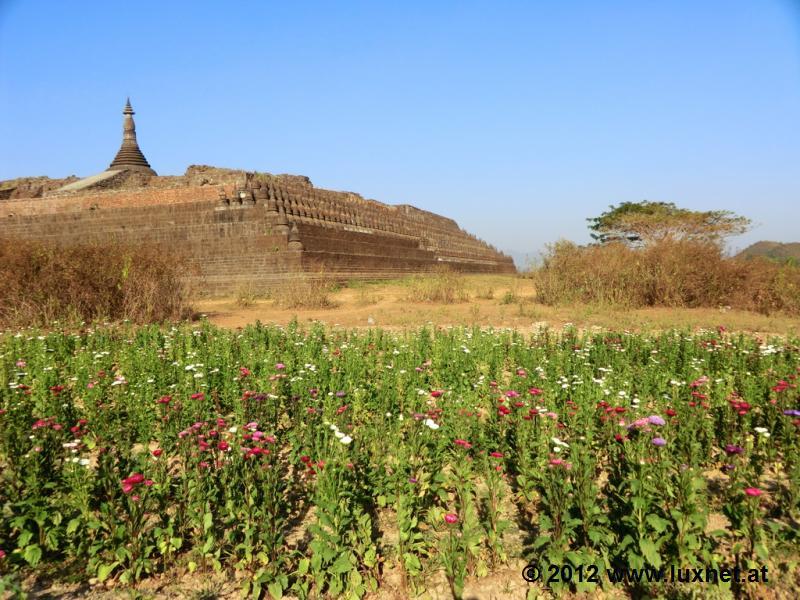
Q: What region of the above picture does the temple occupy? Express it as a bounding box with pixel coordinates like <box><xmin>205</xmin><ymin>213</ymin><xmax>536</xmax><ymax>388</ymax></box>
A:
<box><xmin>108</xmin><ymin>99</ymin><xmax>156</xmax><ymax>175</ymax></box>
<box><xmin>0</xmin><ymin>101</ymin><xmax>516</xmax><ymax>295</ymax></box>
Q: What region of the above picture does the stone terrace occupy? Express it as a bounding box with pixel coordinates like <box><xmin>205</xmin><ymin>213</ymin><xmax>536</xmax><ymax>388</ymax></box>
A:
<box><xmin>0</xmin><ymin>167</ymin><xmax>515</xmax><ymax>296</ymax></box>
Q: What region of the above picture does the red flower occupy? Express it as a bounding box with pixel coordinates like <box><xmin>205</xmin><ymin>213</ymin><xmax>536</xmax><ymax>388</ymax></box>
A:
<box><xmin>490</xmin><ymin>451</ymin><xmax>504</xmax><ymax>458</ymax></box>
<box><xmin>430</xmin><ymin>390</ymin><xmax>444</xmax><ymax>398</ymax></box>
<box><xmin>454</xmin><ymin>439</ymin><xmax>472</xmax><ymax>449</ymax></box>
<box><xmin>152</xmin><ymin>449</ymin><xmax>163</xmax><ymax>457</ymax></box>
<box><xmin>217</xmin><ymin>441</ymin><xmax>230</xmax><ymax>452</ymax></box>
<box><xmin>239</xmin><ymin>367</ymin><xmax>251</xmax><ymax>377</ymax></box>
<box><xmin>156</xmin><ymin>395</ymin><xmax>171</xmax><ymax>405</ymax></box>
<box><xmin>191</xmin><ymin>392</ymin><xmax>205</xmax><ymax>401</ymax></box>
<box><xmin>121</xmin><ymin>473</ymin><xmax>146</xmax><ymax>494</ymax></box>
<box><xmin>666</xmin><ymin>408</ymin><xmax>677</xmax><ymax>417</ymax></box>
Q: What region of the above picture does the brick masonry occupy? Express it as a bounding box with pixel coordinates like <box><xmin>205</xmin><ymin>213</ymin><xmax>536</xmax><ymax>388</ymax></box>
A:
<box><xmin>0</xmin><ymin>170</ymin><xmax>516</xmax><ymax>297</ymax></box>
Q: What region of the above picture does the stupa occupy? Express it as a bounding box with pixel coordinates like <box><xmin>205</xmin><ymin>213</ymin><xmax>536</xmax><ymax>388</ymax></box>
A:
<box><xmin>108</xmin><ymin>98</ymin><xmax>156</xmax><ymax>175</ymax></box>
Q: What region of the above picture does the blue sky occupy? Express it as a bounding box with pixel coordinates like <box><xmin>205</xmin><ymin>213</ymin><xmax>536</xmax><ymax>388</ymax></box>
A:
<box><xmin>1</xmin><ymin>1</ymin><xmax>799</xmax><ymax>265</ymax></box>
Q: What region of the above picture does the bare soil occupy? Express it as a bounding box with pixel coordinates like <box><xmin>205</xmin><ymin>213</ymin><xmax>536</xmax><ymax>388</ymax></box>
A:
<box><xmin>195</xmin><ymin>275</ymin><xmax>800</xmax><ymax>336</ymax></box>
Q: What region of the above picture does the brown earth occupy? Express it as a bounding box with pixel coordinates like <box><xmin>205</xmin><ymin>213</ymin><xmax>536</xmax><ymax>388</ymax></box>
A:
<box><xmin>195</xmin><ymin>274</ymin><xmax>800</xmax><ymax>336</ymax></box>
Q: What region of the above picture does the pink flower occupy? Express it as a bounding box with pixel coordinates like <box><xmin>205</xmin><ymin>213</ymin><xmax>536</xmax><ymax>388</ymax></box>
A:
<box><xmin>217</xmin><ymin>441</ymin><xmax>230</xmax><ymax>452</ymax></box>
<box><xmin>454</xmin><ymin>439</ymin><xmax>472</xmax><ymax>449</ymax></box>
<box><xmin>444</xmin><ymin>513</ymin><xmax>459</xmax><ymax>524</ymax></box>
<box><xmin>489</xmin><ymin>451</ymin><xmax>504</xmax><ymax>458</ymax></box>
<box><xmin>0</xmin><ymin>549</ymin><xmax>5</xmax><ymax>559</ymax></box>
<box><xmin>121</xmin><ymin>473</ymin><xmax>145</xmax><ymax>494</ymax></box>
<box><xmin>744</xmin><ymin>487</ymin><xmax>763</xmax><ymax>497</ymax></box>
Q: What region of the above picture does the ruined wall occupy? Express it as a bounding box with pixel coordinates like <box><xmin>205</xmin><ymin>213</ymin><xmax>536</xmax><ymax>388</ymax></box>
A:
<box><xmin>0</xmin><ymin>171</ymin><xmax>515</xmax><ymax>296</ymax></box>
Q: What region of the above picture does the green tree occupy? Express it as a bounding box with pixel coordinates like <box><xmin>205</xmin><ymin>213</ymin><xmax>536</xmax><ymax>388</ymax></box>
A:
<box><xmin>587</xmin><ymin>201</ymin><xmax>750</xmax><ymax>247</ymax></box>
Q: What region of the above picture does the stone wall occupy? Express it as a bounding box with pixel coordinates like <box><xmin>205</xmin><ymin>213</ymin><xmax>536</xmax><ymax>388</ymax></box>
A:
<box><xmin>0</xmin><ymin>170</ymin><xmax>515</xmax><ymax>296</ymax></box>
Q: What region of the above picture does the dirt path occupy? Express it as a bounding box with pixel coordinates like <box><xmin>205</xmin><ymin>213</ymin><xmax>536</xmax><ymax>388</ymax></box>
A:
<box><xmin>194</xmin><ymin>275</ymin><xmax>800</xmax><ymax>336</ymax></box>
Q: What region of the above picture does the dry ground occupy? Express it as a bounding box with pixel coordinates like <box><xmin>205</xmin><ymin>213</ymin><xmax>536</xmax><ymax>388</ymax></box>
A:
<box><xmin>195</xmin><ymin>274</ymin><xmax>800</xmax><ymax>336</ymax></box>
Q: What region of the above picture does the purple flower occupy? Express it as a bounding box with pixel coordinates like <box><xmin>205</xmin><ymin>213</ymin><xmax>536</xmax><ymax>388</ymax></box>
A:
<box><xmin>783</xmin><ymin>409</ymin><xmax>800</xmax><ymax>417</ymax></box>
<box><xmin>652</xmin><ymin>437</ymin><xmax>667</xmax><ymax>447</ymax></box>
<box><xmin>335</xmin><ymin>391</ymin><xmax>347</xmax><ymax>398</ymax></box>
<box><xmin>721</xmin><ymin>464</ymin><xmax>735</xmax><ymax>473</ymax></box>
<box><xmin>647</xmin><ymin>415</ymin><xmax>666</xmax><ymax>426</ymax></box>
<box><xmin>408</xmin><ymin>477</ymin><xmax>418</xmax><ymax>484</ymax></box>
<box><xmin>724</xmin><ymin>444</ymin><xmax>744</xmax><ymax>455</ymax></box>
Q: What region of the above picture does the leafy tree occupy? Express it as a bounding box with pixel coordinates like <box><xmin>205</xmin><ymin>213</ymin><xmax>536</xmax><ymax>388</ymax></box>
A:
<box><xmin>587</xmin><ymin>201</ymin><xmax>750</xmax><ymax>247</ymax></box>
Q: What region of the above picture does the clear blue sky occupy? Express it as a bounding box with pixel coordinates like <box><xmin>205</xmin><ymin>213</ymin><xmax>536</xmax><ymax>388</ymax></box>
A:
<box><xmin>2</xmin><ymin>0</ymin><xmax>799</xmax><ymax>265</ymax></box>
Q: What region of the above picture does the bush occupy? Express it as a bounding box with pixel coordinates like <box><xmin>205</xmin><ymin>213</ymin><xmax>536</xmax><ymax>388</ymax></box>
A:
<box><xmin>404</xmin><ymin>267</ymin><xmax>470</xmax><ymax>304</ymax></box>
<box><xmin>272</xmin><ymin>275</ymin><xmax>337</xmax><ymax>309</ymax></box>
<box><xmin>0</xmin><ymin>238</ymin><xmax>193</xmax><ymax>327</ymax></box>
<box><xmin>532</xmin><ymin>239</ymin><xmax>800</xmax><ymax>315</ymax></box>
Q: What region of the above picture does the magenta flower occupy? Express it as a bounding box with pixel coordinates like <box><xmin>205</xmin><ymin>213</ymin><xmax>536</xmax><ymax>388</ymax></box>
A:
<box><xmin>444</xmin><ymin>513</ymin><xmax>459</xmax><ymax>524</ymax></box>
<box><xmin>744</xmin><ymin>487</ymin><xmax>763</xmax><ymax>497</ymax></box>
<box><xmin>724</xmin><ymin>444</ymin><xmax>744</xmax><ymax>455</ymax></box>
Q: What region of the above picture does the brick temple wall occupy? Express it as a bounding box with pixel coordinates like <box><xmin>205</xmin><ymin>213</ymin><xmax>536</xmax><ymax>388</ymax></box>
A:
<box><xmin>0</xmin><ymin>177</ymin><xmax>515</xmax><ymax>296</ymax></box>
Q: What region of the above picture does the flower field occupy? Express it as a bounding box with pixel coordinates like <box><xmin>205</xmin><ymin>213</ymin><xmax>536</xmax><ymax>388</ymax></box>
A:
<box><xmin>1</xmin><ymin>322</ymin><xmax>799</xmax><ymax>598</ymax></box>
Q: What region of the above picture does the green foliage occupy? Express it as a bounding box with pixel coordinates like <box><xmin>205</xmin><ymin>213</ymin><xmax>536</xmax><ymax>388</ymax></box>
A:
<box><xmin>588</xmin><ymin>200</ymin><xmax>751</xmax><ymax>246</ymax></box>
<box><xmin>0</xmin><ymin>323</ymin><xmax>798</xmax><ymax>597</ymax></box>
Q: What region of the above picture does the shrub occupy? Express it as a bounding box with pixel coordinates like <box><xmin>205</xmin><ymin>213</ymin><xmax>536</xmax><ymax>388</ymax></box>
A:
<box><xmin>272</xmin><ymin>275</ymin><xmax>337</xmax><ymax>309</ymax></box>
<box><xmin>404</xmin><ymin>267</ymin><xmax>470</xmax><ymax>304</ymax></box>
<box><xmin>532</xmin><ymin>239</ymin><xmax>800</xmax><ymax>315</ymax></box>
<box><xmin>0</xmin><ymin>238</ymin><xmax>193</xmax><ymax>327</ymax></box>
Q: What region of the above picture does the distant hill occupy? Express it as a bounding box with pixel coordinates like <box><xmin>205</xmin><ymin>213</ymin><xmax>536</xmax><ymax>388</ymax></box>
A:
<box><xmin>737</xmin><ymin>241</ymin><xmax>800</xmax><ymax>264</ymax></box>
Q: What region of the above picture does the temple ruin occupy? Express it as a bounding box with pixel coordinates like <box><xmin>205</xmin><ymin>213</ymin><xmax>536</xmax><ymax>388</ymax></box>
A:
<box><xmin>0</xmin><ymin>100</ymin><xmax>516</xmax><ymax>296</ymax></box>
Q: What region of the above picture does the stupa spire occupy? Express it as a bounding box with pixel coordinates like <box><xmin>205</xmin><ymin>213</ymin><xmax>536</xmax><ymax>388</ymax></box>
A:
<box><xmin>108</xmin><ymin>98</ymin><xmax>156</xmax><ymax>175</ymax></box>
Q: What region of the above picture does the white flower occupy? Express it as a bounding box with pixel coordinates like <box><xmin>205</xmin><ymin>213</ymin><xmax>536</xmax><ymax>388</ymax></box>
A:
<box><xmin>424</xmin><ymin>418</ymin><xmax>440</xmax><ymax>430</ymax></box>
<box><xmin>385</xmin><ymin>412</ymin><xmax>392</xmax><ymax>417</ymax></box>
<box><xmin>339</xmin><ymin>435</ymin><xmax>353</xmax><ymax>445</ymax></box>
<box><xmin>228</xmin><ymin>427</ymin><xmax>238</xmax><ymax>434</ymax></box>
<box><xmin>79</xmin><ymin>458</ymin><xmax>90</xmax><ymax>466</ymax></box>
<box><xmin>551</xmin><ymin>437</ymin><xmax>569</xmax><ymax>447</ymax></box>
<box><xmin>754</xmin><ymin>427</ymin><xmax>769</xmax><ymax>435</ymax></box>
<box><xmin>334</xmin><ymin>430</ymin><xmax>345</xmax><ymax>439</ymax></box>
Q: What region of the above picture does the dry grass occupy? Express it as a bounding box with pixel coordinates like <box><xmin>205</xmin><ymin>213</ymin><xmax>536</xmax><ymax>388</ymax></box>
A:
<box><xmin>195</xmin><ymin>273</ymin><xmax>800</xmax><ymax>336</ymax></box>
<box><xmin>533</xmin><ymin>239</ymin><xmax>800</xmax><ymax>315</ymax></box>
<box><xmin>403</xmin><ymin>267</ymin><xmax>471</xmax><ymax>303</ymax></box>
<box><xmin>0</xmin><ymin>238</ymin><xmax>193</xmax><ymax>327</ymax></box>
<box><xmin>272</xmin><ymin>275</ymin><xmax>337</xmax><ymax>309</ymax></box>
